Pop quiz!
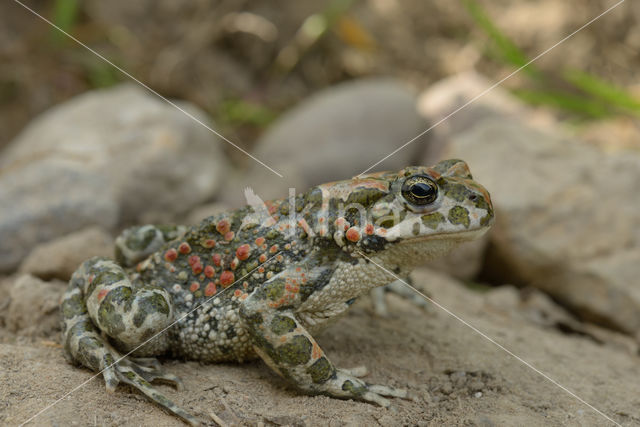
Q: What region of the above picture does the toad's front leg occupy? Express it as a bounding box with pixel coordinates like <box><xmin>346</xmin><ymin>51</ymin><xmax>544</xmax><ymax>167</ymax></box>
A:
<box><xmin>238</xmin><ymin>270</ymin><xmax>408</xmax><ymax>406</ymax></box>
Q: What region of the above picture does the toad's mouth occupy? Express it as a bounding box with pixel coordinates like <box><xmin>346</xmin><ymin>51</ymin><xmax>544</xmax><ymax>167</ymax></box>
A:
<box><xmin>402</xmin><ymin>226</ymin><xmax>490</xmax><ymax>243</ymax></box>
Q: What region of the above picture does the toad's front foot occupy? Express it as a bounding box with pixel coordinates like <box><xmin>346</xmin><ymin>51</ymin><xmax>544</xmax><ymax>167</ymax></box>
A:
<box><xmin>320</xmin><ymin>368</ymin><xmax>408</xmax><ymax>407</ymax></box>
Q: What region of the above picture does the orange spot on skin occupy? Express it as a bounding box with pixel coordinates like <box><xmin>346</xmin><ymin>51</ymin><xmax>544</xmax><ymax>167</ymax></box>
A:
<box><xmin>192</xmin><ymin>262</ymin><xmax>203</xmax><ymax>275</ymax></box>
<box><xmin>203</xmin><ymin>239</ymin><xmax>216</xmax><ymax>248</ymax></box>
<box><xmin>276</xmin><ymin>255</ymin><xmax>284</xmax><ymax>262</ymax></box>
<box><xmin>259</xmin><ymin>254</ymin><xmax>267</xmax><ymax>263</ymax></box>
<box><xmin>212</xmin><ymin>253</ymin><xmax>222</xmax><ymax>267</ymax></box>
<box><xmin>97</xmin><ymin>288</ymin><xmax>109</xmax><ymax>302</ymax></box>
<box><xmin>164</xmin><ymin>249</ymin><xmax>178</xmax><ymax>262</ymax></box>
<box><xmin>269</xmin><ymin>245</ymin><xmax>278</xmax><ymax>254</ymax></box>
<box><xmin>88</xmin><ymin>275</ymin><xmax>94</xmax><ymax>284</ymax></box>
<box><xmin>204</xmin><ymin>282</ymin><xmax>217</xmax><ymax>297</ymax></box>
<box><xmin>216</xmin><ymin>220</ymin><xmax>230</xmax><ymax>234</ymax></box>
<box><xmin>178</xmin><ymin>242</ymin><xmax>191</xmax><ymax>254</ymax></box>
<box><xmin>204</xmin><ymin>265</ymin><xmax>215</xmax><ymax>278</ymax></box>
<box><xmin>190</xmin><ymin>282</ymin><xmax>200</xmax><ymax>292</ymax></box>
<box><xmin>258</xmin><ymin>266</ymin><xmax>265</xmax><ymax>273</ymax></box>
<box><xmin>297</xmin><ymin>218</ymin><xmax>312</xmax><ymax>235</ymax></box>
<box><xmin>346</xmin><ymin>227</ymin><xmax>360</xmax><ymax>242</ymax></box>
<box><xmin>284</xmin><ymin>244</ymin><xmax>291</xmax><ymax>250</ymax></box>
<box><xmin>365</xmin><ymin>224</ymin><xmax>375</xmax><ymax>235</ymax></box>
<box><xmin>234</xmin><ymin>289</ymin><xmax>242</xmax><ymax>297</ymax></box>
<box><xmin>220</xmin><ymin>271</ymin><xmax>234</xmax><ymax>287</ymax></box>
<box><xmin>241</xmin><ymin>293</ymin><xmax>248</xmax><ymax>300</ymax></box>
<box><xmin>242</xmin><ymin>281</ymin><xmax>248</xmax><ymax>289</ymax></box>
<box><xmin>377</xmin><ymin>228</ymin><xmax>387</xmax><ymax>236</ymax></box>
<box><xmin>255</xmin><ymin>237</ymin><xmax>265</xmax><ymax>246</ymax></box>
<box><xmin>188</xmin><ymin>255</ymin><xmax>200</xmax><ymax>267</ymax></box>
<box><xmin>224</xmin><ymin>231</ymin><xmax>235</xmax><ymax>241</ymax></box>
<box><xmin>236</xmin><ymin>244</ymin><xmax>251</xmax><ymax>261</ymax></box>
<box><xmin>230</xmin><ymin>258</ymin><xmax>239</xmax><ymax>270</ymax></box>
<box><xmin>312</xmin><ymin>343</ymin><xmax>323</xmax><ymax>359</ymax></box>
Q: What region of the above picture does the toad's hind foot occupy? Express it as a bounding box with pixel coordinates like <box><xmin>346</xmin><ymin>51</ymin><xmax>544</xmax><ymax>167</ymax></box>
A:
<box><xmin>113</xmin><ymin>357</ymin><xmax>198</xmax><ymax>425</ymax></box>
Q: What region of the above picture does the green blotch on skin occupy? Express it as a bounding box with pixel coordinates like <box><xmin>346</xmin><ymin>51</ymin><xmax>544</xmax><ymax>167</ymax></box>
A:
<box><xmin>439</xmin><ymin>180</ymin><xmax>471</xmax><ymax>202</ymax></box>
<box><xmin>448</xmin><ymin>206</ymin><xmax>470</xmax><ymax>228</ymax></box>
<box><xmin>473</xmin><ymin>195</ymin><xmax>490</xmax><ymax>211</ymax></box>
<box><xmin>433</xmin><ymin>159</ymin><xmax>464</xmax><ymax>174</ymax></box>
<box><xmin>61</xmin><ymin>293</ymin><xmax>87</xmax><ymax>318</ymax></box>
<box><xmin>306</xmin><ymin>188</ymin><xmax>323</xmax><ymax>207</ymax></box>
<box><xmin>342</xmin><ymin>379</ymin><xmax>367</xmax><ymax>397</ymax></box>
<box><xmin>345</xmin><ymin>188</ymin><xmax>387</xmax><ymax>206</ymax></box>
<box><xmin>264</xmin><ymin>279</ymin><xmax>285</xmax><ymax>301</ymax></box>
<box><xmin>133</xmin><ymin>291</ymin><xmax>170</xmax><ymax>328</ymax></box>
<box><xmin>307</xmin><ymin>357</ymin><xmax>335</xmax><ymax>383</ymax></box>
<box><xmin>266</xmin><ymin>229</ymin><xmax>281</xmax><ymax>240</ymax></box>
<box><xmin>239</xmin><ymin>305</ymin><xmax>264</xmax><ymax>328</ymax></box>
<box><xmin>97</xmin><ymin>287</ymin><xmax>130</xmax><ymax>335</ymax></box>
<box><xmin>480</xmin><ymin>213</ymin><xmax>493</xmax><ymax>226</ymax></box>
<box><xmin>125</xmin><ymin>227</ymin><xmax>157</xmax><ymax>251</ymax></box>
<box><xmin>77</xmin><ymin>337</ymin><xmax>102</xmax><ymax>369</ymax></box>
<box><xmin>276</xmin><ymin>335</ymin><xmax>312</xmax><ymax>365</ymax></box>
<box><xmin>270</xmin><ymin>315</ymin><xmax>297</xmax><ymax>335</ymax></box>
<box><xmin>87</xmin><ymin>269</ymin><xmax>127</xmax><ymax>297</ymax></box>
<box><xmin>421</xmin><ymin>212</ymin><xmax>445</xmax><ymax>229</ymax></box>
<box><xmin>411</xmin><ymin>222</ymin><xmax>421</xmax><ymax>236</ymax></box>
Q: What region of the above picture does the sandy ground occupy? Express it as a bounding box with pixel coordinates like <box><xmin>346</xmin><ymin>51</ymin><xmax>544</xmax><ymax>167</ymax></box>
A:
<box><xmin>1</xmin><ymin>268</ymin><xmax>638</xmax><ymax>426</ymax></box>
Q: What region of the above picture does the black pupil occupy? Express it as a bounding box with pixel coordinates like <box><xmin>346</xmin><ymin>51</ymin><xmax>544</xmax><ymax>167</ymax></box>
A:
<box><xmin>411</xmin><ymin>182</ymin><xmax>434</xmax><ymax>198</ymax></box>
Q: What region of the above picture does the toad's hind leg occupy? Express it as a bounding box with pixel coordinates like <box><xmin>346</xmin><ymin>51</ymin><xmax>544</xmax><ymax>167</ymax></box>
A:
<box><xmin>61</xmin><ymin>257</ymin><xmax>199</xmax><ymax>425</ymax></box>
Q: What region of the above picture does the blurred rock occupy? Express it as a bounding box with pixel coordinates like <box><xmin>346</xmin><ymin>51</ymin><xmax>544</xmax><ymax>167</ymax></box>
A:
<box><xmin>418</xmin><ymin>74</ymin><xmax>640</xmax><ymax>335</ymax></box>
<box><xmin>6</xmin><ymin>275</ymin><xmax>64</xmax><ymax>337</ymax></box>
<box><xmin>19</xmin><ymin>227</ymin><xmax>114</xmax><ymax>281</ymax></box>
<box><xmin>221</xmin><ymin>78</ymin><xmax>429</xmax><ymax>206</ymax></box>
<box><xmin>0</xmin><ymin>84</ymin><xmax>227</xmax><ymax>272</ymax></box>
<box><xmin>417</xmin><ymin>71</ymin><xmax>557</xmax><ymax>162</ymax></box>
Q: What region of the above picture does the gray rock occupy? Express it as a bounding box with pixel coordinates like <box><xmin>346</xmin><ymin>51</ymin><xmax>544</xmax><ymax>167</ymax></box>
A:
<box><xmin>19</xmin><ymin>227</ymin><xmax>114</xmax><ymax>281</ymax></box>
<box><xmin>430</xmin><ymin>99</ymin><xmax>640</xmax><ymax>335</ymax></box>
<box><xmin>221</xmin><ymin>78</ymin><xmax>429</xmax><ymax>206</ymax></box>
<box><xmin>0</xmin><ymin>84</ymin><xmax>227</xmax><ymax>272</ymax></box>
<box><xmin>6</xmin><ymin>275</ymin><xmax>64</xmax><ymax>337</ymax></box>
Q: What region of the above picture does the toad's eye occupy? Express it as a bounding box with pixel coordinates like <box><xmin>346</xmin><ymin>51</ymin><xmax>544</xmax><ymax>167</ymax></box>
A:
<box><xmin>401</xmin><ymin>175</ymin><xmax>438</xmax><ymax>206</ymax></box>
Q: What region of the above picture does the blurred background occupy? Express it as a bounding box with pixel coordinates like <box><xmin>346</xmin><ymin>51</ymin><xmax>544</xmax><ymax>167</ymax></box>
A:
<box><xmin>1</xmin><ymin>1</ymin><xmax>639</xmax><ymax>425</ymax></box>
<box><xmin>1</xmin><ymin>0</ymin><xmax>639</xmax><ymax>151</ymax></box>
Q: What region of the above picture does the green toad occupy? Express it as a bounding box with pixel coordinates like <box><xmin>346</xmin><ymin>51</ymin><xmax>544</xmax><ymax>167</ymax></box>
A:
<box><xmin>61</xmin><ymin>159</ymin><xmax>494</xmax><ymax>424</ymax></box>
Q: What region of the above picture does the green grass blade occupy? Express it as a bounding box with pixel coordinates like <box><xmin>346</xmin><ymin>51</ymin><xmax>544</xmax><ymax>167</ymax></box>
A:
<box><xmin>512</xmin><ymin>88</ymin><xmax>612</xmax><ymax>118</ymax></box>
<box><xmin>564</xmin><ymin>69</ymin><xmax>640</xmax><ymax>115</ymax></box>
<box><xmin>461</xmin><ymin>0</ymin><xmax>540</xmax><ymax>79</ymax></box>
<box><xmin>51</xmin><ymin>0</ymin><xmax>79</xmax><ymax>44</ymax></box>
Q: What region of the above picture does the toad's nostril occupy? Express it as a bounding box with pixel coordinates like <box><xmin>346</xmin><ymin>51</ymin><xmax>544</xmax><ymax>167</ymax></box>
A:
<box><xmin>468</xmin><ymin>194</ymin><xmax>477</xmax><ymax>201</ymax></box>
